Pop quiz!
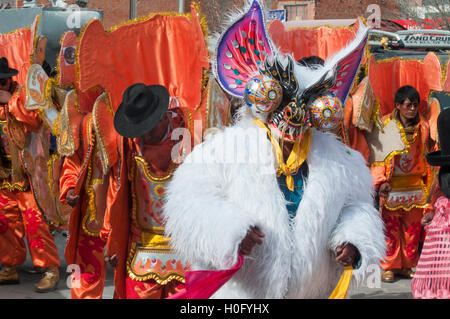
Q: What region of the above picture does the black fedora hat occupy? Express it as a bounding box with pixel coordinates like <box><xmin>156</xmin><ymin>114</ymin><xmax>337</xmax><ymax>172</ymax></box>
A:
<box><xmin>114</xmin><ymin>83</ymin><xmax>170</xmax><ymax>138</ymax></box>
<box><xmin>0</xmin><ymin>57</ymin><xmax>18</xmax><ymax>79</ymax></box>
<box><xmin>426</xmin><ymin>107</ymin><xmax>450</xmax><ymax>167</ymax></box>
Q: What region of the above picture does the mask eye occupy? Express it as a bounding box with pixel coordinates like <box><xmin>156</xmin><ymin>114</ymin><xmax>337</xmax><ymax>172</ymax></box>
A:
<box><xmin>309</xmin><ymin>94</ymin><xmax>344</xmax><ymax>132</ymax></box>
<box><xmin>244</xmin><ymin>75</ymin><xmax>283</xmax><ymax>113</ymax></box>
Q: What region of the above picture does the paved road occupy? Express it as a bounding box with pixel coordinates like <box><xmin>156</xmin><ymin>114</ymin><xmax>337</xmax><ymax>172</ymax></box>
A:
<box><xmin>0</xmin><ymin>231</ymin><xmax>413</xmax><ymax>299</ymax></box>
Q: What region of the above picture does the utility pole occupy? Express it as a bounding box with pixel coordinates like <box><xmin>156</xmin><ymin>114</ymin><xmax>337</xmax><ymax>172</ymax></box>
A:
<box><xmin>130</xmin><ymin>0</ymin><xmax>138</xmax><ymax>20</ymax></box>
<box><xmin>178</xmin><ymin>0</ymin><xmax>185</xmax><ymax>13</ymax></box>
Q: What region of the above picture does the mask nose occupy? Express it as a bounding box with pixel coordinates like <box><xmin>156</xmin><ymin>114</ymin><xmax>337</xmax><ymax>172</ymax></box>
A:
<box><xmin>284</xmin><ymin>99</ymin><xmax>306</xmax><ymax>126</ymax></box>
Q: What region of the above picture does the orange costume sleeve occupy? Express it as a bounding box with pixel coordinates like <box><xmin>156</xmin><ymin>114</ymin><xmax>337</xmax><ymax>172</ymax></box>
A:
<box><xmin>103</xmin><ymin>137</ymin><xmax>131</xmax><ymax>299</ymax></box>
<box><xmin>59</xmin><ymin>152</ymin><xmax>82</xmax><ymax>205</ymax></box>
<box><xmin>8</xmin><ymin>86</ymin><xmax>41</xmax><ymax>133</ymax></box>
<box><xmin>99</xmin><ymin>163</ymin><xmax>120</xmax><ymax>242</ymax></box>
<box><xmin>370</xmin><ymin>164</ymin><xmax>388</xmax><ymax>189</ymax></box>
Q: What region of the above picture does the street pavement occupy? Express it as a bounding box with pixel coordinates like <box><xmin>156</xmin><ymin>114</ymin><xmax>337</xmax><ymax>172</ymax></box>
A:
<box><xmin>0</xmin><ymin>231</ymin><xmax>413</xmax><ymax>299</ymax></box>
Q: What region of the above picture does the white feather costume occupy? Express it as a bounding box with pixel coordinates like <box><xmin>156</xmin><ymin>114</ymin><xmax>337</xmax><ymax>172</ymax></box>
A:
<box><xmin>164</xmin><ymin>107</ymin><xmax>385</xmax><ymax>299</ymax></box>
<box><xmin>164</xmin><ymin>0</ymin><xmax>385</xmax><ymax>298</ymax></box>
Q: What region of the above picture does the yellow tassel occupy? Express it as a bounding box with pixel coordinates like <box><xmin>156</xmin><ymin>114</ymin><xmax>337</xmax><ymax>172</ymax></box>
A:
<box><xmin>285</xmin><ymin>175</ymin><xmax>294</xmax><ymax>192</ymax></box>
<box><xmin>328</xmin><ymin>266</ymin><xmax>353</xmax><ymax>299</ymax></box>
<box><xmin>254</xmin><ymin>119</ymin><xmax>311</xmax><ymax>192</ymax></box>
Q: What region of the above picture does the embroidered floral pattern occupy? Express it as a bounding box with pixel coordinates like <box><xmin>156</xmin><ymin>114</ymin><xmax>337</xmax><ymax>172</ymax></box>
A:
<box><xmin>23</xmin><ymin>208</ymin><xmax>45</xmax><ymax>250</ymax></box>
<box><xmin>385</xmin><ymin>233</ymin><xmax>397</xmax><ymax>257</ymax></box>
<box><xmin>383</xmin><ymin>216</ymin><xmax>400</xmax><ymax>257</ymax></box>
<box><xmin>78</xmin><ymin>235</ymin><xmax>105</xmax><ymax>285</ymax></box>
<box><xmin>405</xmin><ymin>221</ymin><xmax>421</xmax><ymax>260</ymax></box>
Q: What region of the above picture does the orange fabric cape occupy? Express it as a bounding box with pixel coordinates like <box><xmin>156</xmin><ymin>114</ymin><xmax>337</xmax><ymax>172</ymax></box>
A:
<box><xmin>268</xmin><ymin>19</ymin><xmax>366</xmax><ymax>64</ymax></box>
<box><xmin>368</xmin><ymin>53</ymin><xmax>443</xmax><ymax>117</ymax></box>
<box><xmin>76</xmin><ymin>5</ymin><xmax>209</xmax><ymax>113</ymax></box>
<box><xmin>0</xmin><ymin>28</ymin><xmax>32</xmax><ymax>87</ymax></box>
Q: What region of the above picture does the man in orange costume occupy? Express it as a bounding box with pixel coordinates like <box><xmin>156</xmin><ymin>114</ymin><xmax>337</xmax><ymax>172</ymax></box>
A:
<box><xmin>104</xmin><ymin>83</ymin><xmax>191</xmax><ymax>299</ymax></box>
<box><xmin>371</xmin><ymin>85</ymin><xmax>434</xmax><ymax>282</ymax></box>
<box><xmin>59</xmin><ymin>94</ymin><xmax>114</xmax><ymax>298</ymax></box>
<box><xmin>0</xmin><ymin>57</ymin><xmax>60</xmax><ymax>291</ymax></box>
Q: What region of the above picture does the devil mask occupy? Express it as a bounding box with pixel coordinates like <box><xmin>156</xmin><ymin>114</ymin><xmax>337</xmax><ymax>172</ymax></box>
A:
<box><xmin>212</xmin><ymin>0</ymin><xmax>369</xmax><ymax>142</ymax></box>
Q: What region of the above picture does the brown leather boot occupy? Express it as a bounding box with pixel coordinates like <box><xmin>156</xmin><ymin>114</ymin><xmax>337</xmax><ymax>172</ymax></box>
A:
<box><xmin>381</xmin><ymin>270</ymin><xmax>395</xmax><ymax>283</ymax></box>
<box><xmin>35</xmin><ymin>267</ymin><xmax>59</xmax><ymax>293</ymax></box>
<box><xmin>397</xmin><ymin>268</ymin><xmax>415</xmax><ymax>279</ymax></box>
<box><xmin>26</xmin><ymin>266</ymin><xmax>45</xmax><ymax>274</ymax></box>
<box><xmin>0</xmin><ymin>265</ymin><xmax>20</xmax><ymax>285</ymax></box>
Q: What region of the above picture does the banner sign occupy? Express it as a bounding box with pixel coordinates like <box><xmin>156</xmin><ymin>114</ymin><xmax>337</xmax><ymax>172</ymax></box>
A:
<box><xmin>400</xmin><ymin>34</ymin><xmax>450</xmax><ymax>49</ymax></box>
<box><xmin>268</xmin><ymin>9</ymin><xmax>286</xmax><ymax>22</ymax></box>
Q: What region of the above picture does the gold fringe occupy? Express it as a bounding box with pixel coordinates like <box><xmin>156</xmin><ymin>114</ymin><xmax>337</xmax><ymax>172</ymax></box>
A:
<box><xmin>372</xmin><ymin>55</ymin><xmax>429</xmax><ymax>65</ymax></box>
<box><xmin>2</xmin><ymin>24</ymin><xmax>30</xmax><ymax>35</ymax></box>
<box><xmin>134</xmin><ymin>156</ymin><xmax>175</xmax><ymax>183</ymax></box>
<box><xmin>441</xmin><ymin>56</ymin><xmax>448</xmax><ymax>87</ymax></box>
<box><xmin>0</xmin><ymin>181</ymin><xmax>28</xmax><ymax>192</ymax></box>
<box><xmin>92</xmin><ymin>92</ymin><xmax>112</xmax><ymax>174</ymax></box>
<box><xmin>85</xmin><ymin>119</ymin><xmax>97</xmax><ymax>222</ymax></box>
<box><xmin>371</xmin><ymin>99</ymin><xmax>384</xmax><ymax>132</ymax></box>
<box><xmin>433</xmin><ymin>53</ymin><xmax>446</xmax><ymax>86</ymax></box>
<box><xmin>369</xmin><ymin>116</ymin><xmax>411</xmax><ymax>166</ymax></box>
<box><xmin>285</xmin><ymin>18</ymin><xmax>360</xmax><ymax>32</ymax></box>
<box><xmin>107</xmin><ymin>11</ymin><xmax>191</xmax><ymax>34</ymax></box>
<box><xmin>127</xmin><ymin>270</ymin><xmax>186</xmax><ymax>285</ymax></box>
<box><xmin>44</xmin><ymin>77</ymin><xmax>57</xmax><ymax>103</ymax></box>
<box><xmin>130</xmin><ymin>158</ymin><xmax>138</xmax><ymax>226</ymax></box>
<box><xmin>74</xmin><ymin>21</ymin><xmax>92</xmax><ymax>89</ymax></box>
<box><xmin>82</xmin><ymin>157</ymin><xmax>101</xmax><ymax>237</ymax></box>
<box><xmin>191</xmin><ymin>1</ymin><xmax>211</xmax><ymax>98</ymax></box>
<box><xmin>384</xmin><ymin>201</ymin><xmax>430</xmax><ymax>212</ymax></box>
<box><xmin>81</xmin><ymin>210</ymin><xmax>100</xmax><ymax>237</ymax></box>
<box><xmin>29</xmin><ymin>14</ymin><xmax>42</xmax><ymax>66</ymax></box>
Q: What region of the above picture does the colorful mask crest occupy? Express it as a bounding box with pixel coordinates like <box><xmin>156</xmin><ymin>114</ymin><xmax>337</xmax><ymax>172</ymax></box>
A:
<box><xmin>213</xmin><ymin>0</ymin><xmax>274</xmax><ymax>98</ymax></box>
<box><xmin>213</xmin><ymin>0</ymin><xmax>370</xmax><ymax>142</ymax></box>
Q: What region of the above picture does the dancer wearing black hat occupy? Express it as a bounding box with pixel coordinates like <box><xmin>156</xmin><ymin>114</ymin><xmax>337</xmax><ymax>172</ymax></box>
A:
<box><xmin>103</xmin><ymin>83</ymin><xmax>193</xmax><ymax>298</ymax></box>
<box><xmin>0</xmin><ymin>57</ymin><xmax>61</xmax><ymax>292</ymax></box>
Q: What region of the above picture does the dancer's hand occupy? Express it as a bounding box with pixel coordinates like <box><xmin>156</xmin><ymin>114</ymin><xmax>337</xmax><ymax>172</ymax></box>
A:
<box><xmin>239</xmin><ymin>226</ymin><xmax>265</xmax><ymax>256</ymax></box>
<box><xmin>335</xmin><ymin>243</ymin><xmax>359</xmax><ymax>267</ymax></box>
<box><xmin>66</xmin><ymin>188</ymin><xmax>79</xmax><ymax>207</ymax></box>
<box><xmin>378</xmin><ymin>182</ymin><xmax>391</xmax><ymax>198</ymax></box>
<box><xmin>103</xmin><ymin>245</ymin><xmax>118</xmax><ymax>268</ymax></box>
<box><xmin>421</xmin><ymin>212</ymin><xmax>434</xmax><ymax>227</ymax></box>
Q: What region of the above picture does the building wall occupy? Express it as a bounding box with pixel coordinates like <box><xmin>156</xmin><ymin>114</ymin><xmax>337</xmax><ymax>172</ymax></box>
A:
<box><xmin>273</xmin><ymin>0</ymin><xmax>401</xmax><ymax>21</ymax></box>
<box><xmin>14</xmin><ymin>0</ymin><xmax>246</xmax><ymax>31</ymax></box>
<box><xmin>12</xmin><ymin>0</ymin><xmax>407</xmax><ymax>29</ymax></box>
